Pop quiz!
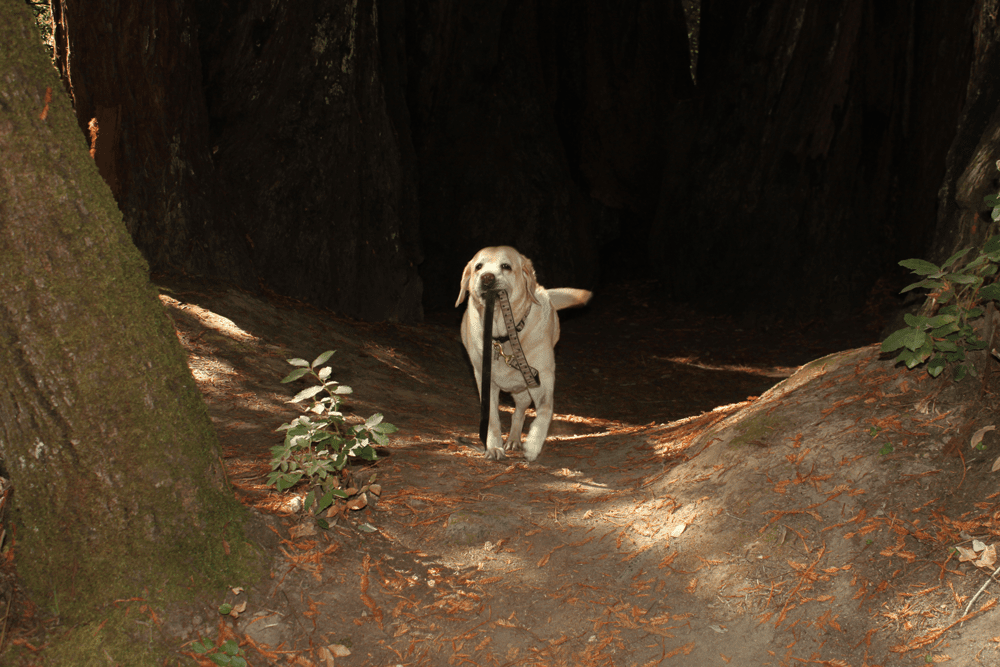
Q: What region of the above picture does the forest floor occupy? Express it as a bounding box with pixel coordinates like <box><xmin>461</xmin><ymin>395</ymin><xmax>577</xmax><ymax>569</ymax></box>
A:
<box><xmin>10</xmin><ymin>277</ymin><xmax>1000</xmax><ymax>666</ymax></box>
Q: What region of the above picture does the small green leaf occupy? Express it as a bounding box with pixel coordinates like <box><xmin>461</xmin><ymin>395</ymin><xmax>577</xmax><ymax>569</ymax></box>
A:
<box><xmin>927</xmin><ymin>356</ymin><xmax>946</xmax><ymax>377</ymax></box>
<box><xmin>218</xmin><ymin>603</ymin><xmax>233</xmax><ymax>615</ymax></box>
<box><xmin>899</xmin><ymin>258</ymin><xmax>942</xmax><ymax>275</ymax></box>
<box><xmin>956</xmin><ymin>364</ymin><xmax>969</xmax><ymax>381</ymax></box>
<box><xmin>984</xmin><ymin>194</ymin><xmax>1000</xmax><ymax>207</ymax></box>
<box><xmin>287</xmin><ymin>358</ymin><xmax>310</xmax><ymax>367</ymax></box>
<box><xmin>903</xmin><ymin>313</ymin><xmax>927</xmax><ymax>328</ymax></box>
<box><xmin>276</xmin><ymin>473</ymin><xmax>303</xmax><ymax>491</ymax></box>
<box><xmin>191</xmin><ymin>640</ymin><xmax>210</xmax><ymax>654</ymax></box>
<box><xmin>312</xmin><ymin>350</ymin><xmax>336</xmax><ymax>368</ymax></box>
<box><xmin>980</xmin><ymin>283</ymin><xmax>1000</xmax><ymax>301</ymax></box>
<box><xmin>281</xmin><ymin>368</ymin><xmax>311</xmax><ymax>383</ymax></box>
<box><xmin>930</xmin><ymin>322</ymin><xmax>960</xmax><ymax>338</ymax></box>
<box><xmin>941</xmin><ymin>247</ymin><xmax>971</xmax><ymax>269</ymax></box>
<box><xmin>882</xmin><ymin>328</ymin><xmax>913</xmax><ymax>352</ymax></box>
<box><xmin>967</xmin><ymin>337</ymin><xmax>988</xmax><ymax>350</ymax></box>
<box><xmin>993</xmin><ymin>207</ymin><xmax>1000</xmax><ymax>221</ymax></box>
<box><xmin>946</xmin><ymin>272</ymin><xmax>979</xmax><ymax>285</ymax></box>
<box><xmin>221</xmin><ymin>640</ymin><xmax>241</xmax><ymax>656</ymax></box>
<box><xmin>985</xmin><ymin>235</ymin><xmax>1000</xmax><ymax>254</ymax></box>
<box><xmin>317</xmin><ymin>366</ymin><xmax>332</xmax><ymax>380</ymax></box>
<box><xmin>900</xmin><ymin>279</ymin><xmax>941</xmax><ymax>293</ymax></box>
<box><xmin>304</xmin><ymin>489</ymin><xmax>315</xmax><ymax>512</ymax></box>
<box><xmin>903</xmin><ymin>328</ymin><xmax>927</xmax><ymax>351</ymax></box>
<box><xmin>317</xmin><ymin>489</ymin><xmax>338</xmax><ymax>513</ymax></box>
<box><xmin>365</xmin><ymin>413</ymin><xmax>384</xmax><ymax>428</ymax></box>
<box><xmin>290</xmin><ymin>385</ymin><xmax>325</xmax><ymax>403</ymax></box>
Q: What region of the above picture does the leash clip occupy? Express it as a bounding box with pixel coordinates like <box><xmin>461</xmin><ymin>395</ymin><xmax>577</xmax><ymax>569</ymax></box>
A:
<box><xmin>492</xmin><ymin>340</ymin><xmax>515</xmax><ymax>366</ymax></box>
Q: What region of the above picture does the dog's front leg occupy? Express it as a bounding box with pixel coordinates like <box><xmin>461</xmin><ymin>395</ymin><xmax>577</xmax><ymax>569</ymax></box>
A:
<box><xmin>505</xmin><ymin>389</ymin><xmax>531</xmax><ymax>453</ymax></box>
<box><xmin>522</xmin><ymin>375</ymin><xmax>555</xmax><ymax>462</ymax></box>
<box><xmin>484</xmin><ymin>381</ymin><xmax>507</xmax><ymax>460</ymax></box>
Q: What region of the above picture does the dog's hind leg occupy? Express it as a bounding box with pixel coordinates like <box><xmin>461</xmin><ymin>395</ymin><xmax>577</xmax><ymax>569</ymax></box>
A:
<box><xmin>505</xmin><ymin>389</ymin><xmax>532</xmax><ymax>453</ymax></box>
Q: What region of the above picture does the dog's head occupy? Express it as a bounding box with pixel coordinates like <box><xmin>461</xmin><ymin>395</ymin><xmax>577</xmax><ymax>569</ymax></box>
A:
<box><xmin>455</xmin><ymin>246</ymin><xmax>540</xmax><ymax>309</ymax></box>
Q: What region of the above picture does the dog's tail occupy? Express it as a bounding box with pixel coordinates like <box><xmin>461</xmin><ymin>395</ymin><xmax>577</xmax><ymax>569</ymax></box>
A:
<box><xmin>547</xmin><ymin>288</ymin><xmax>592</xmax><ymax>310</ymax></box>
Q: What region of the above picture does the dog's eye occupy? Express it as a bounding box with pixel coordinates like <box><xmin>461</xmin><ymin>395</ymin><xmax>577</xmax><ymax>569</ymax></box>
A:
<box><xmin>475</xmin><ymin>263</ymin><xmax>483</xmax><ymax>271</ymax></box>
<box><xmin>501</xmin><ymin>263</ymin><xmax>512</xmax><ymax>271</ymax></box>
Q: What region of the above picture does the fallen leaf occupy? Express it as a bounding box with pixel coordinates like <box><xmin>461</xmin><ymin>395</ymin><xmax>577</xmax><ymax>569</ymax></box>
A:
<box><xmin>317</xmin><ymin>646</ymin><xmax>335</xmax><ymax>667</ymax></box>
<box><xmin>346</xmin><ymin>493</ymin><xmax>368</xmax><ymax>511</ymax></box>
<box><xmin>328</xmin><ymin>644</ymin><xmax>351</xmax><ymax>657</ymax></box>
<box><xmin>955</xmin><ymin>546</ymin><xmax>978</xmax><ymax>562</ymax></box>
<box><xmin>369</xmin><ymin>483</ymin><xmax>381</xmax><ymax>496</ymax></box>
<box><xmin>975</xmin><ymin>544</ymin><xmax>997</xmax><ymax>569</ymax></box>
<box><xmin>231</xmin><ymin>587</ymin><xmax>243</xmax><ymax>595</ymax></box>
<box><xmin>992</xmin><ymin>454</ymin><xmax>1000</xmax><ymax>473</ymax></box>
<box><xmin>973</xmin><ymin>540</ymin><xmax>987</xmax><ymax>552</ymax></box>
<box><xmin>670</xmin><ymin>523</ymin><xmax>687</xmax><ymax>537</ymax></box>
<box><xmin>290</xmin><ymin>523</ymin><xmax>317</xmax><ymax>539</ymax></box>
<box><xmin>971</xmin><ymin>425</ymin><xmax>996</xmax><ymax>449</ymax></box>
<box><xmin>229</xmin><ymin>600</ymin><xmax>247</xmax><ymax>618</ymax></box>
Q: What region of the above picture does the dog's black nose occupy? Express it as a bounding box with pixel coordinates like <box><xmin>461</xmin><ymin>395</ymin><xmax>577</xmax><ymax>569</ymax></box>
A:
<box><xmin>481</xmin><ymin>273</ymin><xmax>495</xmax><ymax>288</ymax></box>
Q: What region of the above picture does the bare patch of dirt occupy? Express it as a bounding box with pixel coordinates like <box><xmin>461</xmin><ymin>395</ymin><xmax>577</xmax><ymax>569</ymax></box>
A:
<box><xmin>12</xmin><ymin>278</ymin><xmax>1000</xmax><ymax>666</ymax></box>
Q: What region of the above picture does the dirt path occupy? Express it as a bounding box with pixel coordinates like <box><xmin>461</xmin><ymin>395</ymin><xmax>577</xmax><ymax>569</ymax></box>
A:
<box><xmin>151</xmin><ymin>279</ymin><xmax>1000</xmax><ymax>666</ymax></box>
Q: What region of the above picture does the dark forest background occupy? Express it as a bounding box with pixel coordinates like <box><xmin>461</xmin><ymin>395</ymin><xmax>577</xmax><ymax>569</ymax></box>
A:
<box><xmin>34</xmin><ymin>0</ymin><xmax>1000</xmax><ymax>325</ymax></box>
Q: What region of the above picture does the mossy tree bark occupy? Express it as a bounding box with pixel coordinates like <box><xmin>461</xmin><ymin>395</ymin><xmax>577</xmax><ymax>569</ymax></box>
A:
<box><xmin>0</xmin><ymin>0</ymin><xmax>259</xmax><ymax>657</ymax></box>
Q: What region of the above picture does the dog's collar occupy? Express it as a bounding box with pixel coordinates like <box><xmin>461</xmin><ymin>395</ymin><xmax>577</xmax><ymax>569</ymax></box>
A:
<box><xmin>492</xmin><ymin>304</ymin><xmax>530</xmax><ymax>343</ymax></box>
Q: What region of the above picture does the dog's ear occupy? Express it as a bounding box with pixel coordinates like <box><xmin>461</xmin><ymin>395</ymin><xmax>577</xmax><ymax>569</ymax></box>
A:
<box><xmin>521</xmin><ymin>255</ymin><xmax>541</xmax><ymax>305</ymax></box>
<box><xmin>455</xmin><ymin>258</ymin><xmax>475</xmax><ymax>307</ymax></box>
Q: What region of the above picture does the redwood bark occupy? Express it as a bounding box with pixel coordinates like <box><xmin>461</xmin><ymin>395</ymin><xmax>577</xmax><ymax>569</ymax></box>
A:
<box><xmin>200</xmin><ymin>0</ymin><xmax>424</xmax><ymax>322</ymax></box>
<box><xmin>0</xmin><ymin>0</ymin><xmax>257</xmax><ymax>651</ymax></box>
<box><xmin>51</xmin><ymin>0</ymin><xmax>255</xmax><ymax>287</ymax></box>
<box><xmin>652</xmin><ymin>0</ymin><xmax>973</xmax><ymax>320</ymax></box>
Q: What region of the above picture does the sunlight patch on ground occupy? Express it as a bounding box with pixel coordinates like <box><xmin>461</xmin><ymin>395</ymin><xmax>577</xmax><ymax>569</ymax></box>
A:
<box><xmin>651</xmin><ymin>354</ymin><xmax>796</xmax><ymax>378</ymax></box>
<box><xmin>159</xmin><ymin>294</ymin><xmax>260</xmax><ymax>342</ymax></box>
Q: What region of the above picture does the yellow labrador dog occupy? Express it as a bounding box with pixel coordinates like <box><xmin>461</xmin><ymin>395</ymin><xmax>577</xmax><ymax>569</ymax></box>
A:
<box><xmin>456</xmin><ymin>246</ymin><xmax>591</xmax><ymax>462</ymax></box>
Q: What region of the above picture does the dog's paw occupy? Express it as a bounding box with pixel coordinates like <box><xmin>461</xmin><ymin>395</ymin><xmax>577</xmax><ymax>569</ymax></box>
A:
<box><xmin>522</xmin><ymin>440</ymin><xmax>543</xmax><ymax>462</ymax></box>
<box><xmin>484</xmin><ymin>446</ymin><xmax>507</xmax><ymax>461</ymax></box>
<box><xmin>503</xmin><ymin>439</ymin><xmax>522</xmax><ymax>452</ymax></box>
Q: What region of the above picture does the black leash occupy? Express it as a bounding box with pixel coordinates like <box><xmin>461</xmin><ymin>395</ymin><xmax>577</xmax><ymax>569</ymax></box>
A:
<box><xmin>479</xmin><ymin>290</ymin><xmax>496</xmax><ymax>444</ymax></box>
<box><xmin>478</xmin><ymin>289</ymin><xmax>540</xmax><ymax>446</ymax></box>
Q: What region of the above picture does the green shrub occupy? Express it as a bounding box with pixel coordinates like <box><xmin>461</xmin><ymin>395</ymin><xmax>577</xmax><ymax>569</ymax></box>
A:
<box><xmin>267</xmin><ymin>351</ymin><xmax>396</xmax><ymax>527</ymax></box>
<box><xmin>881</xmin><ymin>235</ymin><xmax>1000</xmax><ymax>380</ymax></box>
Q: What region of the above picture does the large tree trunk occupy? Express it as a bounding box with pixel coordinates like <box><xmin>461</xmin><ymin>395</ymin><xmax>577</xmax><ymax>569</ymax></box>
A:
<box><xmin>0</xmin><ymin>1</ymin><xmax>259</xmax><ymax>659</ymax></box>
<box><xmin>51</xmin><ymin>0</ymin><xmax>423</xmax><ymax>322</ymax></box>
<box><xmin>651</xmin><ymin>0</ymin><xmax>973</xmax><ymax>321</ymax></box>
<box><xmin>933</xmin><ymin>2</ymin><xmax>1000</xmax><ymax>259</ymax></box>
<box><xmin>51</xmin><ymin>0</ymin><xmax>256</xmax><ymax>288</ymax></box>
<box><xmin>199</xmin><ymin>0</ymin><xmax>424</xmax><ymax>322</ymax></box>
<box><xmin>408</xmin><ymin>0</ymin><xmax>693</xmax><ymax>307</ymax></box>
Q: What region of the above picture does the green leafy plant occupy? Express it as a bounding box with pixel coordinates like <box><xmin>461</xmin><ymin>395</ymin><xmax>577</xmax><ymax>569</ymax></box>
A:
<box><xmin>881</xmin><ymin>235</ymin><xmax>1000</xmax><ymax>380</ymax></box>
<box><xmin>190</xmin><ymin>639</ymin><xmax>246</xmax><ymax>667</ymax></box>
<box><xmin>267</xmin><ymin>351</ymin><xmax>396</xmax><ymax>528</ymax></box>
